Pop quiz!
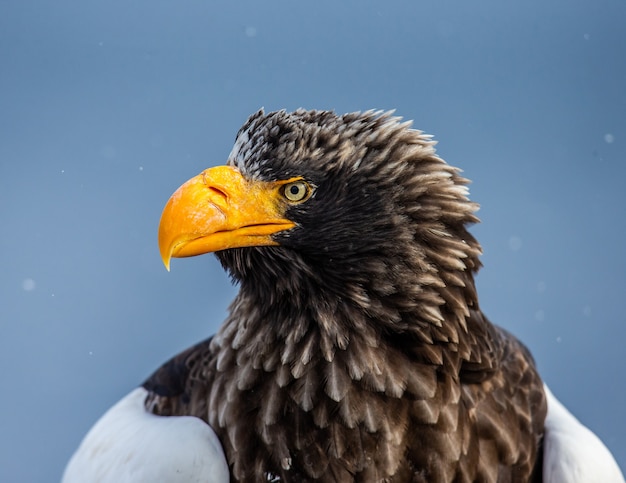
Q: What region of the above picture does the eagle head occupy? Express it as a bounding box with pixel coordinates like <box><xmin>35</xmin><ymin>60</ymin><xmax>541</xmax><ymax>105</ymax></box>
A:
<box><xmin>159</xmin><ymin>109</ymin><xmax>482</xmax><ymax>322</ymax></box>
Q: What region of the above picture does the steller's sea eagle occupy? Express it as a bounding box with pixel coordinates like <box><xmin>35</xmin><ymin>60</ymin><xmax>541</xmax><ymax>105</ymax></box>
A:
<box><xmin>63</xmin><ymin>109</ymin><xmax>625</xmax><ymax>482</ymax></box>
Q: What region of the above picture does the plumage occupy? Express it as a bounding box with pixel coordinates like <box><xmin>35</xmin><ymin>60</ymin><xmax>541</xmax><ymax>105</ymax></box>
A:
<box><xmin>64</xmin><ymin>108</ymin><xmax>625</xmax><ymax>482</ymax></box>
<box><xmin>150</xmin><ymin>109</ymin><xmax>543</xmax><ymax>481</ymax></box>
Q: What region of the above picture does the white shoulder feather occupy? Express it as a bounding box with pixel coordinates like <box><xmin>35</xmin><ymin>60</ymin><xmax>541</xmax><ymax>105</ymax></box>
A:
<box><xmin>63</xmin><ymin>387</ymin><xmax>229</xmax><ymax>483</ymax></box>
<box><xmin>543</xmin><ymin>384</ymin><xmax>624</xmax><ymax>483</ymax></box>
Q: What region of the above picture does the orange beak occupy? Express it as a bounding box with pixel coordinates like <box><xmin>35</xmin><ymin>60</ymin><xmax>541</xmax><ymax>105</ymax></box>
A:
<box><xmin>158</xmin><ymin>165</ymin><xmax>296</xmax><ymax>270</ymax></box>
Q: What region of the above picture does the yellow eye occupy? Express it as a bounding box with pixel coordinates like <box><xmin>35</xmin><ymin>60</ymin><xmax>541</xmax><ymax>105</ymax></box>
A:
<box><xmin>282</xmin><ymin>181</ymin><xmax>310</xmax><ymax>202</ymax></box>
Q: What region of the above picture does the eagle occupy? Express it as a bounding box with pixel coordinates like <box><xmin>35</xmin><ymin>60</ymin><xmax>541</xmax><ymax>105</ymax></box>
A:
<box><xmin>63</xmin><ymin>109</ymin><xmax>624</xmax><ymax>482</ymax></box>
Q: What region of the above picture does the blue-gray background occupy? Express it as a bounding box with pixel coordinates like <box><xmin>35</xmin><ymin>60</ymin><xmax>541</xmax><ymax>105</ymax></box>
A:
<box><xmin>1</xmin><ymin>1</ymin><xmax>624</xmax><ymax>480</ymax></box>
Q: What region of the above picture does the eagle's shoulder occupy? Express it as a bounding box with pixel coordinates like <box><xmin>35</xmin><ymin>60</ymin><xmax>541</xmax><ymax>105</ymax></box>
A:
<box><xmin>62</xmin><ymin>387</ymin><xmax>229</xmax><ymax>483</ymax></box>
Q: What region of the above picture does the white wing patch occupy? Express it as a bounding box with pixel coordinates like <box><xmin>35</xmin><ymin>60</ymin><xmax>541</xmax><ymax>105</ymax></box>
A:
<box><xmin>63</xmin><ymin>388</ymin><xmax>229</xmax><ymax>483</ymax></box>
<box><xmin>543</xmin><ymin>385</ymin><xmax>625</xmax><ymax>483</ymax></box>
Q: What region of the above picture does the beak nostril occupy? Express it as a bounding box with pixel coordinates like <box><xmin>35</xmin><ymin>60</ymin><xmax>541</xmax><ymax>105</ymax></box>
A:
<box><xmin>207</xmin><ymin>186</ymin><xmax>228</xmax><ymax>201</ymax></box>
<box><xmin>202</xmin><ymin>171</ymin><xmax>229</xmax><ymax>201</ymax></box>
